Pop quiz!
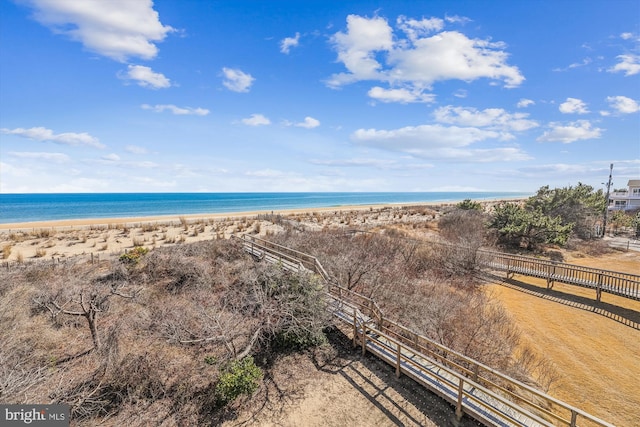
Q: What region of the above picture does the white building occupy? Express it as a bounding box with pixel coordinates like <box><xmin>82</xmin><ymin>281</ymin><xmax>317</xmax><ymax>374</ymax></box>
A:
<box><xmin>608</xmin><ymin>179</ymin><xmax>640</xmax><ymax>211</ymax></box>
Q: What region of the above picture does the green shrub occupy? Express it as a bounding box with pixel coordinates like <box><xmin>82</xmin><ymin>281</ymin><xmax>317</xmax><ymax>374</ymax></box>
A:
<box><xmin>215</xmin><ymin>356</ymin><xmax>262</xmax><ymax>405</ymax></box>
<box><xmin>119</xmin><ymin>246</ymin><xmax>149</xmax><ymax>264</ymax></box>
<box><xmin>457</xmin><ymin>199</ymin><xmax>483</xmax><ymax>211</ymax></box>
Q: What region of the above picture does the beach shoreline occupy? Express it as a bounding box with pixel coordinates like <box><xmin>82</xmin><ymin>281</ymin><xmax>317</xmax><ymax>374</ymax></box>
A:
<box><xmin>0</xmin><ymin>197</ymin><xmax>526</xmax><ymax>263</ymax></box>
<box><xmin>0</xmin><ymin>196</ymin><xmax>526</xmax><ymax>231</ymax></box>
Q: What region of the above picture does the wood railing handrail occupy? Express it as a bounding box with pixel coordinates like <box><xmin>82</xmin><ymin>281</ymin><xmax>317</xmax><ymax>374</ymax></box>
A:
<box><xmin>478</xmin><ymin>249</ymin><xmax>639</xmax><ymax>281</ymax></box>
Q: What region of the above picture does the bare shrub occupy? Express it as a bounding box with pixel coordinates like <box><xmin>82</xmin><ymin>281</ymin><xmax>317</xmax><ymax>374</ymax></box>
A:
<box><xmin>569</xmin><ymin>238</ymin><xmax>613</xmax><ymax>256</ymax></box>
<box><xmin>132</xmin><ymin>237</ymin><xmax>145</xmax><ymax>247</ymax></box>
<box><xmin>32</xmin><ymin>228</ymin><xmax>54</xmax><ymax>238</ymax></box>
<box><xmin>2</xmin><ymin>244</ymin><xmax>11</xmax><ymax>260</ymax></box>
<box><xmin>32</xmin><ymin>264</ymin><xmax>138</xmax><ymax>351</ymax></box>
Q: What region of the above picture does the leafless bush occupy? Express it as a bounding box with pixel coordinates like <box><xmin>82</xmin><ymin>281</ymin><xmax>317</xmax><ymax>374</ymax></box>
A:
<box><xmin>32</xmin><ymin>263</ymin><xmax>138</xmax><ymax>351</ymax></box>
<box><xmin>568</xmin><ymin>238</ymin><xmax>613</xmax><ymax>256</ymax></box>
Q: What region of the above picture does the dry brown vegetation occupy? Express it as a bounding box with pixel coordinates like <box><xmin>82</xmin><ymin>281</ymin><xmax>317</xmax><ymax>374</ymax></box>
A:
<box><xmin>0</xmin><ymin>238</ymin><xmax>335</xmax><ymax>426</ymax></box>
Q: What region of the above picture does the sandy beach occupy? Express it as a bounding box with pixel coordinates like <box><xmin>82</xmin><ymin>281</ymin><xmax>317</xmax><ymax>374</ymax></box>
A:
<box><xmin>0</xmin><ymin>202</ymin><xmax>446</xmax><ymax>263</ymax></box>
<box><xmin>0</xmin><ymin>197</ymin><xmax>528</xmax><ymax>263</ymax></box>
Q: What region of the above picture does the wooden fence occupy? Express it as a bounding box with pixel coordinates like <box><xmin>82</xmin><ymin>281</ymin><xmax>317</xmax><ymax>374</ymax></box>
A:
<box><xmin>234</xmin><ymin>234</ymin><xmax>615</xmax><ymax>427</ymax></box>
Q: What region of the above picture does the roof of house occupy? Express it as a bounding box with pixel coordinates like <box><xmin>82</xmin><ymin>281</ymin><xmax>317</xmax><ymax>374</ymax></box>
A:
<box><xmin>628</xmin><ymin>179</ymin><xmax>640</xmax><ymax>187</ymax></box>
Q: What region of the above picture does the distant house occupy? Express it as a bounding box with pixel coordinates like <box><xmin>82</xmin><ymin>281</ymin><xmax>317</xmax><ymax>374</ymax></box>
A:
<box><xmin>608</xmin><ymin>179</ymin><xmax>640</xmax><ymax>211</ymax></box>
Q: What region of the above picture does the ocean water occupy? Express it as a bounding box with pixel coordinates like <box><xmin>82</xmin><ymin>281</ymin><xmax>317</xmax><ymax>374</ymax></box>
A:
<box><xmin>0</xmin><ymin>192</ymin><xmax>530</xmax><ymax>224</ymax></box>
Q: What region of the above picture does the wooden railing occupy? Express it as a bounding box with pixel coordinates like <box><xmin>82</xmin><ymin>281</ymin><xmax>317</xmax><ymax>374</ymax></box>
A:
<box><xmin>476</xmin><ymin>250</ymin><xmax>640</xmax><ymax>302</ymax></box>
<box><xmin>342</xmin><ymin>230</ymin><xmax>640</xmax><ymax>302</ymax></box>
<box><xmin>234</xmin><ymin>234</ymin><xmax>615</xmax><ymax>427</ymax></box>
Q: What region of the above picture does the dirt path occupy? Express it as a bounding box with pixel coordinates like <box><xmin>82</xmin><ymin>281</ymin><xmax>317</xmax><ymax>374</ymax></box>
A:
<box><xmin>222</xmin><ymin>329</ymin><xmax>480</xmax><ymax>427</ymax></box>
<box><xmin>485</xmin><ymin>251</ymin><xmax>640</xmax><ymax>426</ymax></box>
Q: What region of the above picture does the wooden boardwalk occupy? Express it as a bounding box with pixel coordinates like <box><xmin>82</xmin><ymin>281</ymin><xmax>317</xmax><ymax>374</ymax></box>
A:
<box><xmin>476</xmin><ymin>250</ymin><xmax>639</xmax><ymax>302</ymax></box>
<box><xmin>234</xmin><ymin>234</ymin><xmax>615</xmax><ymax>427</ymax></box>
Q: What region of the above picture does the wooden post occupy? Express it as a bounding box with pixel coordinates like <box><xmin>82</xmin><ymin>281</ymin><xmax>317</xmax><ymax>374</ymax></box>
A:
<box><xmin>570</xmin><ymin>409</ymin><xmax>578</xmax><ymax>427</ymax></box>
<box><xmin>455</xmin><ymin>377</ymin><xmax>464</xmax><ymax>421</ymax></box>
<box><xmin>547</xmin><ymin>264</ymin><xmax>555</xmax><ymax>289</ymax></box>
<box><xmin>362</xmin><ymin>322</ymin><xmax>367</xmax><ymax>356</ymax></box>
<box><xmin>597</xmin><ymin>273</ymin><xmax>603</xmax><ymax>302</ymax></box>
<box><xmin>352</xmin><ymin>308</ymin><xmax>357</xmax><ymax>349</ymax></box>
<box><xmin>396</xmin><ymin>342</ymin><xmax>401</xmax><ymax>378</ymax></box>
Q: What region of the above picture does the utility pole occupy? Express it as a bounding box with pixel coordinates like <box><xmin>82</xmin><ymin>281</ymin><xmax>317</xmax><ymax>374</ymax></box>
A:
<box><xmin>602</xmin><ymin>163</ymin><xmax>613</xmax><ymax>237</ymax></box>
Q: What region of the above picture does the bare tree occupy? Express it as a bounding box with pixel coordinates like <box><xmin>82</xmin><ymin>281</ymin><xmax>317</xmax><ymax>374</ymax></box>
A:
<box><xmin>33</xmin><ymin>265</ymin><xmax>138</xmax><ymax>353</ymax></box>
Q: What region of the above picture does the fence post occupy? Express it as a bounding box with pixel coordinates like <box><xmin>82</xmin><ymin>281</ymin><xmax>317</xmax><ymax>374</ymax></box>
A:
<box><xmin>396</xmin><ymin>342</ymin><xmax>402</xmax><ymax>378</ymax></box>
<box><xmin>455</xmin><ymin>377</ymin><xmax>465</xmax><ymax>421</ymax></box>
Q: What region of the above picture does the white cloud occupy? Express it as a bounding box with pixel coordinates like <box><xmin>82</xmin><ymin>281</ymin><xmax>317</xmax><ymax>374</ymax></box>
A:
<box><xmin>293</xmin><ymin>117</ymin><xmax>320</xmax><ymax>129</ymax></box>
<box><xmin>245</xmin><ymin>168</ymin><xmax>284</xmax><ymax>177</ymax></box>
<box><xmin>141</xmin><ymin>104</ymin><xmax>209</xmax><ymax>115</ymax></box>
<box><xmin>327</xmin><ymin>14</ymin><xmax>524</xmax><ymax>91</ymax></box>
<box><xmin>351</xmin><ymin>124</ymin><xmax>530</xmax><ymax>162</ymax></box>
<box><xmin>0</xmin><ymin>161</ymin><xmax>31</xmax><ymax>178</ymax></box>
<box><xmin>311</xmin><ymin>158</ymin><xmax>398</xmax><ymax>168</ymax></box>
<box><xmin>222</xmin><ymin>67</ymin><xmax>255</xmax><ymax>92</ymax></box>
<box><xmin>559</xmin><ymin>98</ymin><xmax>589</xmax><ymax>114</ymax></box>
<box><xmin>537</xmin><ymin>120</ymin><xmax>603</xmax><ymax>143</ymax></box>
<box><xmin>101</xmin><ymin>153</ymin><xmax>120</xmax><ymax>161</ymax></box>
<box><xmin>367</xmin><ymin>86</ymin><xmax>436</xmax><ymax>103</ymax></box>
<box><xmin>9</xmin><ymin>151</ymin><xmax>70</xmax><ymax>163</ymax></box>
<box><xmin>352</xmin><ymin>124</ymin><xmax>495</xmax><ymax>148</ymax></box>
<box><xmin>24</xmin><ymin>0</ymin><xmax>173</xmax><ymax>62</ymax></box>
<box><xmin>453</xmin><ymin>89</ymin><xmax>467</xmax><ymax>98</ymax></box>
<box><xmin>125</xmin><ymin>145</ymin><xmax>148</xmax><ymax>154</ymax></box>
<box><xmin>122</xmin><ymin>65</ymin><xmax>171</xmax><ymax>89</ymax></box>
<box><xmin>396</xmin><ymin>16</ymin><xmax>444</xmax><ymax>41</ymax></box>
<box><xmin>240</xmin><ymin>114</ymin><xmax>270</xmax><ymax>126</ymax></box>
<box><xmin>328</xmin><ymin>15</ymin><xmax>394</xmax><ymax>86</ymax></box>
<box><xmin>606</xmin><ymin>96</ymin><xmax>640</xmax><ymax>114</ymax></box>
<box><xmin>553</xmin><ymin>57</ymin><xmax>592</xmax><ymax>72</ymax></box>
<box><xmin>433</xmin><ymin>106</ymin><xmax>539</xmax><ymax>132</ymax></box>
<box><xmin>444</xmin><ymin>15</ymin><xmax>471</xmax><ymax>25</ymax></box>
<box><xmin>620</xmin><ymin>32</ymin><xmax>635</xmax><ymax>40</ymax></box>
<box><xmin>517</xmin><ymin>98</ymin><xmax>535</xmax><ymax>108</ymax></box>
<box><xmin>609</xmin><ymin>54</ymin><xmax>640</xmax><ymax>76</ymax></box>
<box><xmin>280</xmin><ymin>32</ymin><xmax>300</xmax><ymax>54</ymax></box>
<box><xmin>1</xmin><ymin>126</ymin><xmax>104</xmax><ymax>148</ymax></box>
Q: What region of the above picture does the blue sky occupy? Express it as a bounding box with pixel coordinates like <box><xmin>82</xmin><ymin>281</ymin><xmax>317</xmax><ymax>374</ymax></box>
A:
<box><xmin>0</xmin><ymin>0</ymin><xmax>638</xmax><ymax>193</ymax></box>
